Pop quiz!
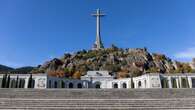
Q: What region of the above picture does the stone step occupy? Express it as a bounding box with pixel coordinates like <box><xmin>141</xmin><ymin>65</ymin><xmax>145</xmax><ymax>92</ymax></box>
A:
<box><xmin>0</xmin><ymin>99</ymin><xmax>194</xmax><ymax>107</ymax></box>
<box><xmin>0</xmin><ymin>107</ymin><xmax>194</xmax><ymax>110</ymax></box>
<box><xmin>0</xmin><ymin>106</ymin><xmax>194</xmax><ymax>109</ymax></box>
<box><xmin>0</xmin><ymin>89</ymin><xmax>195</xmax><ymax>109</ymax></box>
<box><xmin>0</xmin><ymin>89</ymin><xmax>195</xmax><ymax>99</ymax></box>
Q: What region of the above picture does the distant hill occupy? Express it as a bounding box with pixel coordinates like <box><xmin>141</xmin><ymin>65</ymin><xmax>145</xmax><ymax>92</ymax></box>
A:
<box><xmin>0</xmin><ymin>64</ymin><xmax>14</xmax><ymax>72</ymax></box>
<box><xmin>31</xmin><ymin>46</ymin><xmax>195</xmax><ymax>79</ymax></box>
<box><xmin>0</xmin><ymin>65</ymin><xmax>35</xmax><ymax>74</ymax></box>
<box><xmin>11</xmin><ymin>66</ymin><xmax>35</xmax><ymax>74</ymax></box>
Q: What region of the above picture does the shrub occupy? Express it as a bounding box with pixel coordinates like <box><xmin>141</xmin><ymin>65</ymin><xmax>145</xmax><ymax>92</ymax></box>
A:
<box><xmin>147</xmin><ymin>67</ymin><xmax>159</xmax><ymax>73</ymax></box>
<box><xmin>131</xmin><ymin>68</ymin><xmax>142</xmax><ymax>77</ymax></box>
<box><xmin>72</xmin><ymin>71</ymin><xmax>82</xmax><ymax>79</ymax></box>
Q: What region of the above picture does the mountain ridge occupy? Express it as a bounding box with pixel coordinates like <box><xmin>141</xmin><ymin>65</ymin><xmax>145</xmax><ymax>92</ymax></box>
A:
<box><xmin>0</xmin><ymin>64</ymin><xmax>14</xmax><ymax>72</ymax></box>
<box><xmin>0</xmin><ymin>65</ymin><xmax>35</xmax><ymax>74</ymax></box>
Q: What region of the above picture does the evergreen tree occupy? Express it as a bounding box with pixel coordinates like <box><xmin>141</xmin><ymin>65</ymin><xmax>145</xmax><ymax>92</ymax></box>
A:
<box><xmin>1</xmin><ymin>74</ymin><xmax>7</xmax><ymax>88</ymax></box>
<box><xmin>5</xmin><ymin>75</ymin><xmax>10</xmax><ymax>88</ymax></box>
<box><xmin>131</xmin><ymin>77</ymin><xmax>134</xmax><ymax>88</ymax></box>
<box><xmin>28</xmin><ymin>74</ymin><xmax>32</xmax><ymax>88</ymax></box>
<box><xmin>15</xmin><ymin>76</ymin><xmax>19</xmax><ymax>88</ymax></box>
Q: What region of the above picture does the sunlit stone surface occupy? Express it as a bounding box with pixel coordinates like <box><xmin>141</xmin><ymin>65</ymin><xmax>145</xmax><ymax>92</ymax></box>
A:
<box><xmin>0</xmin><ymin>72</ymin><xmax>195</xmax><ymax>89</ymax></box>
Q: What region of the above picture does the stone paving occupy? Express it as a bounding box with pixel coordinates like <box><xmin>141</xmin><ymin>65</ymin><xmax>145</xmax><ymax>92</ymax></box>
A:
<box><xmin>0</xmin><ymin>89</ymin><xmax>195</xmax><ymax>109</ymax></box>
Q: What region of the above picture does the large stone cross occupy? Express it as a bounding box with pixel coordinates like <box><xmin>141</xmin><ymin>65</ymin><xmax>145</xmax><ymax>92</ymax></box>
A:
<box><xmin>91</xmin><ymin>9</ymin><xmax>105</xmax><ymax>50</ymax></box>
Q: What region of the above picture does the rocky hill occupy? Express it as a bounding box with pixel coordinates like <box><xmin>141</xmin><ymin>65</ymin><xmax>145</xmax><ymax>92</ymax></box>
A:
<box><xmin>31</xmin><ymin>46</ymin><xmax>195</xmax><ymax>79</ymax></box>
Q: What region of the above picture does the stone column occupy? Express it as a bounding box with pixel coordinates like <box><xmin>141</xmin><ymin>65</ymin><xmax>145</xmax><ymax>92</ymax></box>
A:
<box><xmin>24</xmin><ymin>78</ymin><xmax>29</xmax><ymax>88</ymax></box>
<box><xmin>130</xmin><ymin>78</ymin><xmax>133</xmax><ymax>88</ymax></box>
<box><xmin>144</xmin><ymin>80</ymin><xmax>146</xmax><ymax>88</ymax></box>
<box><xmin>188</xmin><ymin>77</ymin><xmax>192</xmax><ymax>88</ymax></box>
<box><xmin>82</xmin><ymin>82</ymin><xmax>85</xmax><ymax>88</ymax></box>
<box><xmin>127</xmin><ymin>80</ymin><xmax>130</xmax><ymax>89</ymax></box>
<box><xmin>83</xmin><ymin>81</ymin><xmax>88</xmax><ymax>88</ymax></box>
<box><xmin>168</xmin><ymin>77</ymin><xmax>172</xmax><ymax>88</ymax></box>
<box><xmin>176</xmin><ymin>78</ymin><xmax>180</xmax><ymax>88</ymax></box>
<box><xmin>9</xmin><ymin>79</ymin><xmax>12</xmax><ymax>88</ymax></box>
<box><xmin>179</xmin><ymin>77</ymin><xmax>182</xmax><ymax>88</ymax></box>
<box><xmin>134</xmin><ymin>81</ymin><xmax>137</xmax><ymax>88</ymax></box>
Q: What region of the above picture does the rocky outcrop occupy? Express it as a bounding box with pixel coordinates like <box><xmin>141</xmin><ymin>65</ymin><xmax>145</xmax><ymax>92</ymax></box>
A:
<box><xmin>32</xmin><ymin>47</ymin><xmax>195</xmax><ymax>78</ymax></box>
<box><xmin>40</xmin><ymin>58</ymin><xmax>63</xmax><ymax>72</ymax></box>
<box><xmin>190</xmin><ymin>58</ymin><xmax>195</xmax><ymax>69</ymax></box>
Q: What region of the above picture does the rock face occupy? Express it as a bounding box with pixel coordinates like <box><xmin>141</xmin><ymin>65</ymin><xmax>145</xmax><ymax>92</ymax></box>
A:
<box><xmin>41</xmin><ymin>58</ymin><xmax>63</xmax><ymax>72</ymax></box>
<box><xmin>32</xmin><ymin>47</ymin><xmax>195</xmax><ymax>78</ymax></box>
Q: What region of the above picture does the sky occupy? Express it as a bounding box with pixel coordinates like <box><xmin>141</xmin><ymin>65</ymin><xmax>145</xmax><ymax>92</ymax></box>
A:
<box><xmin>0</xmin><ymin>0</ymin><xmax>195</xmax><ymax>68</ymax></box>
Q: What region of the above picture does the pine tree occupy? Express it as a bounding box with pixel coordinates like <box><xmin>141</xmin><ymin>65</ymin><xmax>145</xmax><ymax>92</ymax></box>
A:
<box><xmin>15</xmin><ymin>76</ymin><xmax>19</xmax><ymax>88</ymax></box>
<box><xmin>1</xmin><ymin>74</ymin><xmax>7</xmax><ymax>88</ymax></box>
<box><xmin>5</xmin><ymin>75</ymin><xmax>10</xmax><ymax>88</ymax></box>
<box><xmin>28</xmin><ymin>74</ymin><xmax>32</xmax><ymax>88</ymax></box>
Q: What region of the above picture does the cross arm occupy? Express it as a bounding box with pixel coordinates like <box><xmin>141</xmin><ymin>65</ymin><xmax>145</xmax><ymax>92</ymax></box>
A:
<box><xmin>91</xmin><ymin>14</ymin><xmax>106</xmax><ymax>17</ymax></box>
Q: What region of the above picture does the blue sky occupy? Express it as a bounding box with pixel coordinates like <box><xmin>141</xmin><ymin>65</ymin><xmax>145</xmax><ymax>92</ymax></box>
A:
<box><xmin>0</xmin><ymin>0</ymin><xmax>195</xmax><ymax>68</ymax></box>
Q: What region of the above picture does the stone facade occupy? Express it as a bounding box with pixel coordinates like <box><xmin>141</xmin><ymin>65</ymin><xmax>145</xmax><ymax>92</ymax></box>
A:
<box><xmin>47</xmin><ymin>77</ymin><xmax>89</xmax><ymax>88</ymax></box>
<box><xmin>0</xmin><ymin>74</ymin><xmax>47</xmax><ymax>89</ymax></box>
<box><xmin>1</xmin><ymin>71</ymin><xmax>195</xmax><ymax>89</ymax></box>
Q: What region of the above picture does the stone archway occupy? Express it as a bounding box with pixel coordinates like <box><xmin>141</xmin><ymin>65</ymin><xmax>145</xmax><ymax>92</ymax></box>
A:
<box><xmin>192</xmin><ymin>78</ymin><xmax>195</xmax><ymax>88</ymax></box>
<box><xmin>49</xmin><ymin>80</ymin><xmax>52</xmax><ymax>88</ymax></box>
<box><xmin>161</xmin><ymin>78</ymin><xmax>169</xmax><ymax>88</ymax></box>
<box><xmin>122</xmin><ymin>83</ymin><xmax>127</xmax><ymax>88</ymax></box>
<box><xmin>113</xmin><ymin>83</ymin><xmax>118</xmax><ymax>88</ymax></box>
<box><xmin>181</xmin><ymin>77</ymin><xmax>189</xmax><ymax>88</ymax></box>
<box><xmin>54</xmin><ymin>81</ymin><xmax>58</xmax><ymax>88</ymax></box>
<box><xmin>69</xmin><ymin>83</ymin><xmax>74</xmax><ymax>88</ymax></box>
<box><xmin>61</xmin><ymin>81</ymin><xmax>65</xmax><ymax>88</ymax></box>
<box><xmin>94</xmin><ymin>82</ymin><xmax>101</xmax><ymax>89</ymax></box>
<box><xmin>77</xmin><ymin>83</ymin><xmax>82</xmax><ymax>88</ymax></box>
<box><xmin>95</xmin><ymin>84</ymin><xmax>100</xmax><ymax>88</ymax></box>
<box><xmin>172</xmin><ymin>78</ymin><xmax>177</xmax><ymax>88</ymax></box>
<box><xmin>138</xmin><ymin>81</ymin><xmax>141</xmax><ymax>88</ymax></box>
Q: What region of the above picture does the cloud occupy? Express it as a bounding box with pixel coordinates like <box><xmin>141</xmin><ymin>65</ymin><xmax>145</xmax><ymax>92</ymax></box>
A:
<box><xmin>175</xmin><ymin>47</ymin><xmax>195</xmax><ymax>59</ymax></box>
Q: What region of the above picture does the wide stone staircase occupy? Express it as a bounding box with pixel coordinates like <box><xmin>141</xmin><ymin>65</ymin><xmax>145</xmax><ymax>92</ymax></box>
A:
<box><xmin>0</xmin><ymin>89</ymin><xmax>195</xmax><ymax>109</ymax></box>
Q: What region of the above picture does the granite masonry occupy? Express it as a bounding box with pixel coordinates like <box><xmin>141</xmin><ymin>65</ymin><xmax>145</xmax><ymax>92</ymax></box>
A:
<box><xmin>0</xmin><ymin>71</ymin><xmax>195</xmax><ymax>89</ymax></box>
